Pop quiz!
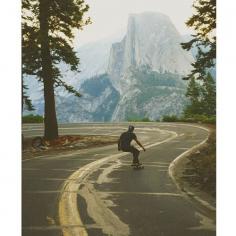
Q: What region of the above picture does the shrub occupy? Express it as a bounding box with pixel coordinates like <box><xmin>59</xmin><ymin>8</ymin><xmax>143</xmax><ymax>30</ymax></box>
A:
<box><xmin>22</xmin><ymin>114</ymin><xmax>44</xmax><ymax>123</ymax></box>
<box><xmin>162</xmin><ymin>115</ymin><xmax>179</xmax><ymax>122</ymax></box>
<box><xmin>141</xmin><ymin>117</ymin><xmax>151</xmax><ymax>122</ymax></box>
<box><xmin>127</xmin><ymin>117</ymin><xmax>151</xmax><ymax>122</ymax></box>
<box><xmin>204</xmin><ymin>115</ymin><xmax>216</xmax><ymax>124</ymax></box>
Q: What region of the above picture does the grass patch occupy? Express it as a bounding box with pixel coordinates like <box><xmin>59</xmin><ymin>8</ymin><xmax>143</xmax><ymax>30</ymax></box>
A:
<box><xmin>22</xmin><ymin>114</ymin><xmax>44</xmax><ymax>123</ymax></box>
<box><xmin>160</xmin><ymin>114</ymin><xmax>216</xmax><ymax>124</ymax></box>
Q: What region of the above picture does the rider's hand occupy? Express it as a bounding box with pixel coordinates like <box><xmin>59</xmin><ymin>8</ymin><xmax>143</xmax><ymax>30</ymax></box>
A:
<box><xmin>143</xmin><ymin>147</ymin><xmax>146</xmax><ymax>152</ymax></box>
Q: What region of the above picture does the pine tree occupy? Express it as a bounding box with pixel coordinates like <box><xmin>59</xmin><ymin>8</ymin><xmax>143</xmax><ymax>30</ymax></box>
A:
<box><xmin>22</xmin><ymin>82</ymin><xmax>34</xmax><ymax>111</ymax></box>
<box><xmin>201</xmin><ymin>73</ymin><xmax>216</xmax><ymax>116</ymax></box>
<box><xmin>184</xmin><ymin>74</ymin><xmax>216</xmax><ymax>117</ymax></box>
<box><xmin>184</xmin><ymin>77</ymin><xmax>202</xmax><ymax>116</ymax></box>
<box><xmin>22</xmin><ymin>0</ymin><xmax>90</xmax><ymax>140</ymax></box>
<box><xmin>181</xmin><ymin>0</ymin><xmax>216</xmax><ymax>80</ymax></box>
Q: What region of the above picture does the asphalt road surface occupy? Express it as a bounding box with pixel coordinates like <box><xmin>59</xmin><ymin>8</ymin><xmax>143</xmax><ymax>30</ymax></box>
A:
<box><xmin>22</xmin><ymin>122</ymin><xmax>216</xmax><ymax>236</ymax></box>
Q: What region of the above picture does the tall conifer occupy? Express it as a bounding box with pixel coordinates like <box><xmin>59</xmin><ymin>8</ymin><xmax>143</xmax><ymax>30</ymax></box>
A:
<box><xmin>202</xmin><ymin>73</ymin><xmax>216</xmax><ymax>116</ymax></box>
<box><xmin>181</xmin><ymin>0</ymin><xmax>216</xmax><ymax>80</ymax></box>
<box><xmin>22</xmin><ymin>0</ymin><xmax>90</xmax><ymax>140</ymax></box>
<box><xmin>184</xmin><ymin>77</ymin><xmax>202</xmax><ymax>116</ymax></box>
<box><xmin>22</xmin><ymin>83</ymin><xmax>34</xmax><ymax>111</ymax></box>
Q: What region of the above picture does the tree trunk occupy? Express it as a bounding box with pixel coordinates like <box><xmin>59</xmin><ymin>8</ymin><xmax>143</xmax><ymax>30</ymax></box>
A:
<box><xmin>39</xmin><ymin>0</ymin><xmax>58</xmax><ymax>140</ymax></box>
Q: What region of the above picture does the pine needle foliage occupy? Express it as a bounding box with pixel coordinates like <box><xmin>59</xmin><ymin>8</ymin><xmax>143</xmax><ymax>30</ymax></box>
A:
<box><xmin>22</xmin><ymin>83</ymin><xmax>34</xmax><ymax>111</ymax></box>
<box><xmin>181</xmin><ymin>0</ymin><xmax>216</xmax><ymax>80</ymax></box>
<box><xmin>22</xmin><ymin>0</ymin><xmax>90</xmax><ymax>139</ymax></box>
<box><xmin>184</xmin><ymin>73</ymin><xmax>216</xmax><ymax>117</ymax></box>
<box><xmin>22</xmin><ymin>0</ymin><xmax>90</xmax><ymax>92</ymax></box>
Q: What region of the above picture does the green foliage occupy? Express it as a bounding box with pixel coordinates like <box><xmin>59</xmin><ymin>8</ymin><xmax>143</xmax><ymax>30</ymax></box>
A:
<box><xmin>128</xmin><ymin>67</ymin><xmax>186</xmax><ymax>106</ymax></box>
<box><xmin>201</xmin><ymin>73</ymin><xmax>216</xmax><ymax>116</ymax></box>
<box><xmin>161</xmin><ymin>114</ymin><xmax>216</xmax><ymax>124</ymax></box>
<box><xmin>82</xmin><ymin>74</ymin><xmax>111</xmax><ymax>97</ymax></box>
<box><xmin>127</xmin><ymin>117</ymin><xmax>151</xmax><ymax>122</ymax></box>
<box><xmin>22</xmin><ymin>0</ymin><xmax>90</xmax><ymax>139</ymax></box>
<box><xmin>162</xmin><ymin>115</ymin><xmax>179</xmax><ymax>122</ymax></box>
<box><xmin>184</xmin><ymin>77</ymin><xmax>203</xmax><ymax>115</ymax></box>
<box><xmin>22</xmin><ymin>0</ymin><xmax>90</xmax><ymax>95</ymax></box>
<box><xmin>22</xmin><ymin>114</ymin><xmax>44</xmax><ymax>123</ymax></box>
<box><xmin>141</xmin><ymin>117</ymin><xmax>151</xmax><ymax>122</ymax></box>
<box><xmin>22</xmin><ymin>82</ymin><xmax>34</xmax><ymax>111</ymax></box>
<box><xmin>131</xmin><ymin>67</ymin><xmax>185</xmax><ymax>88</ymax></box>
<box><xmin>181</xmin><ymin>0</ymin><xmax>216</xmax><ymax>80</ymax></box>
<box><xmin>184</xmin><ymin>73</ymin><xmax>216</xmax><ymax>118</ymax></box>
<box><xmin>205</xmin><ymin>115</ymin><xmax>216</xmax><ymax>124</ymax></box>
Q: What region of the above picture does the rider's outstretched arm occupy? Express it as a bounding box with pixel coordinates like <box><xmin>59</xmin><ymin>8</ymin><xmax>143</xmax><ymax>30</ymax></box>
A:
<box><xmin>134</xmin><ymin>138</ymin><xmax>146</xmax><ymax>151</ymax></box>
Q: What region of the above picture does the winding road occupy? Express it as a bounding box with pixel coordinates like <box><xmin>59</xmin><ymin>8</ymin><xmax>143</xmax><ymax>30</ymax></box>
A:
<box><xmin>22</xmin><ymin>122</ymin><xmax>216</xmax><ymax>236</ymax></box>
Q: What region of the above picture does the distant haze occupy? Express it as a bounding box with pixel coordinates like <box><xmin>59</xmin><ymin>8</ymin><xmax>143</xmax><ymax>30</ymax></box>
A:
<box><xmin>75</xmin><ymin>0</ymin><xmax>194</xmax><ymax>46</ymax></box>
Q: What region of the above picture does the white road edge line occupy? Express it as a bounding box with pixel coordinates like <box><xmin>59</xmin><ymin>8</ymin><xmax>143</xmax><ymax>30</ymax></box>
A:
<box><xmin>58</xmin><ymin>130</ymin><xmax>178</xmax><ymax>236</ymax></box>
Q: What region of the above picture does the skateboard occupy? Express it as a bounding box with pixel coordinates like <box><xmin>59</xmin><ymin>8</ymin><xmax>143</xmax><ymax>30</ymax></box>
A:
<box><xmin>131</xmin><ymin>163</ymin><xmax>144</xmax><ymax>170</ymax></box>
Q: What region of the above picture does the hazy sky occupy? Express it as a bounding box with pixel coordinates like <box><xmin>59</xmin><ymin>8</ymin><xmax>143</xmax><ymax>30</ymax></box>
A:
<box><xmin>76</xmin><ymin>0</ymin><xmax>195</xmax><ymax>46</ymax></box>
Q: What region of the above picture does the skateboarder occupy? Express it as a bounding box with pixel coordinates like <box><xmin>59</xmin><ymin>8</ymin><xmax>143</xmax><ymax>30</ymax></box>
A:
<box><xmin>118</xmin><ymin>125</ymin><xmax>146</xmax><ymax>165</ymax></box>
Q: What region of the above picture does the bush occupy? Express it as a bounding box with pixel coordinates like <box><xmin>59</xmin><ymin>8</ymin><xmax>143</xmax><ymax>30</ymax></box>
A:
<box><xmin>141</xmin><ymin>117</ymin><xmax>151</xmax><ymax>122</ymax></box>
<box><xmin>162</xmin><ymin>115</ymin><xmax>179</xmax><ymax>122</ymax></box>
<box><xmin>205</xmin><ymin>115</ymin><xmax>216</xmax><ymax>124</ymax></box>
<box><xmin>127</xmin><ymin>117</ymin><xmax>151</xmax><ymax>122</ymax></box>
<box><xmin>161</xmin><ymin>114</ymin><xmax>216</xmax><ymax>123</ymax></box>
<box><xmin>22</xmin><ymin>114</ymin><xmax>44</xmax><ymax>123</ymax></box>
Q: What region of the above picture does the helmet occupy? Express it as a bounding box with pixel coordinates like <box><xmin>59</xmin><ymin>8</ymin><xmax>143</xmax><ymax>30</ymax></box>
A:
<box><xmin>128</xmin><ymin>125</ymin><xmax>135</xmax><ymax>132</ymax></box>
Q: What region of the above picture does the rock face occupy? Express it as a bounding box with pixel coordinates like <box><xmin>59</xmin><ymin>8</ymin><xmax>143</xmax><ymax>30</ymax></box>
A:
<box><xmin>56</xmin><ymin>74</ymin><xmax>120</xmax><ymax>122</ymax></box>
<box><xmin>25</xmin><ymin>12</ymin><xmax>194</xmax><ymax>122</ymax></box>
<box><xmin>23</xmin><ymin>35</ymin><xmax>121</xmax><ymax>117</ymax></box>
<box><xmin>109</xmin><ymin>66</ymin><xmax>187</xmax><ymax>121</ymax></box>
<box><xmin>74</xmin><ymin>33</ymin><xmax>124</xmax><ymax>86</ymax></box>
<box><xmin>105</xmin><ymin>12</ymin><xmax>193</xmax><ymax>120</ymax></box>
<box><xmin>108</xmin><ymin>12</ymin><xmax>193</xmax><ymax>91</ymax></box>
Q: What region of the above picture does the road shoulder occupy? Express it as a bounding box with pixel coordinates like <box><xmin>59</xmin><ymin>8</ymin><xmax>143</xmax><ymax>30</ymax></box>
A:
<box><xmin>22</xmin><ymin>135</ymin><xmax>118</xmax><ymax>161</ymax></box>
<box><xmin>169</xmin><ymin>125</ymin><xmax>216</xmax><ymax>215</ymax></box>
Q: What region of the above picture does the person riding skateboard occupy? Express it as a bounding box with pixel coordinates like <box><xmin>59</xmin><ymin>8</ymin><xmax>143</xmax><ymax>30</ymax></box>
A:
<box><xmin>118</xmin><ymin>125</ymin><xmax>146</xmax><ymax>165</ymax></box>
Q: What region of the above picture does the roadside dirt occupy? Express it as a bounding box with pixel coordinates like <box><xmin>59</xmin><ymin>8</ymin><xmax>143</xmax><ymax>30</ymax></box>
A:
<box><xmin>174</xmin><ymin>125</ymin><xmax>216</xmax><ymax>209</ymax></box>
<box><xmin>22</xmin><ymin>135</ymin><xmax>118</xmax><ymax>160</ymax></box>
